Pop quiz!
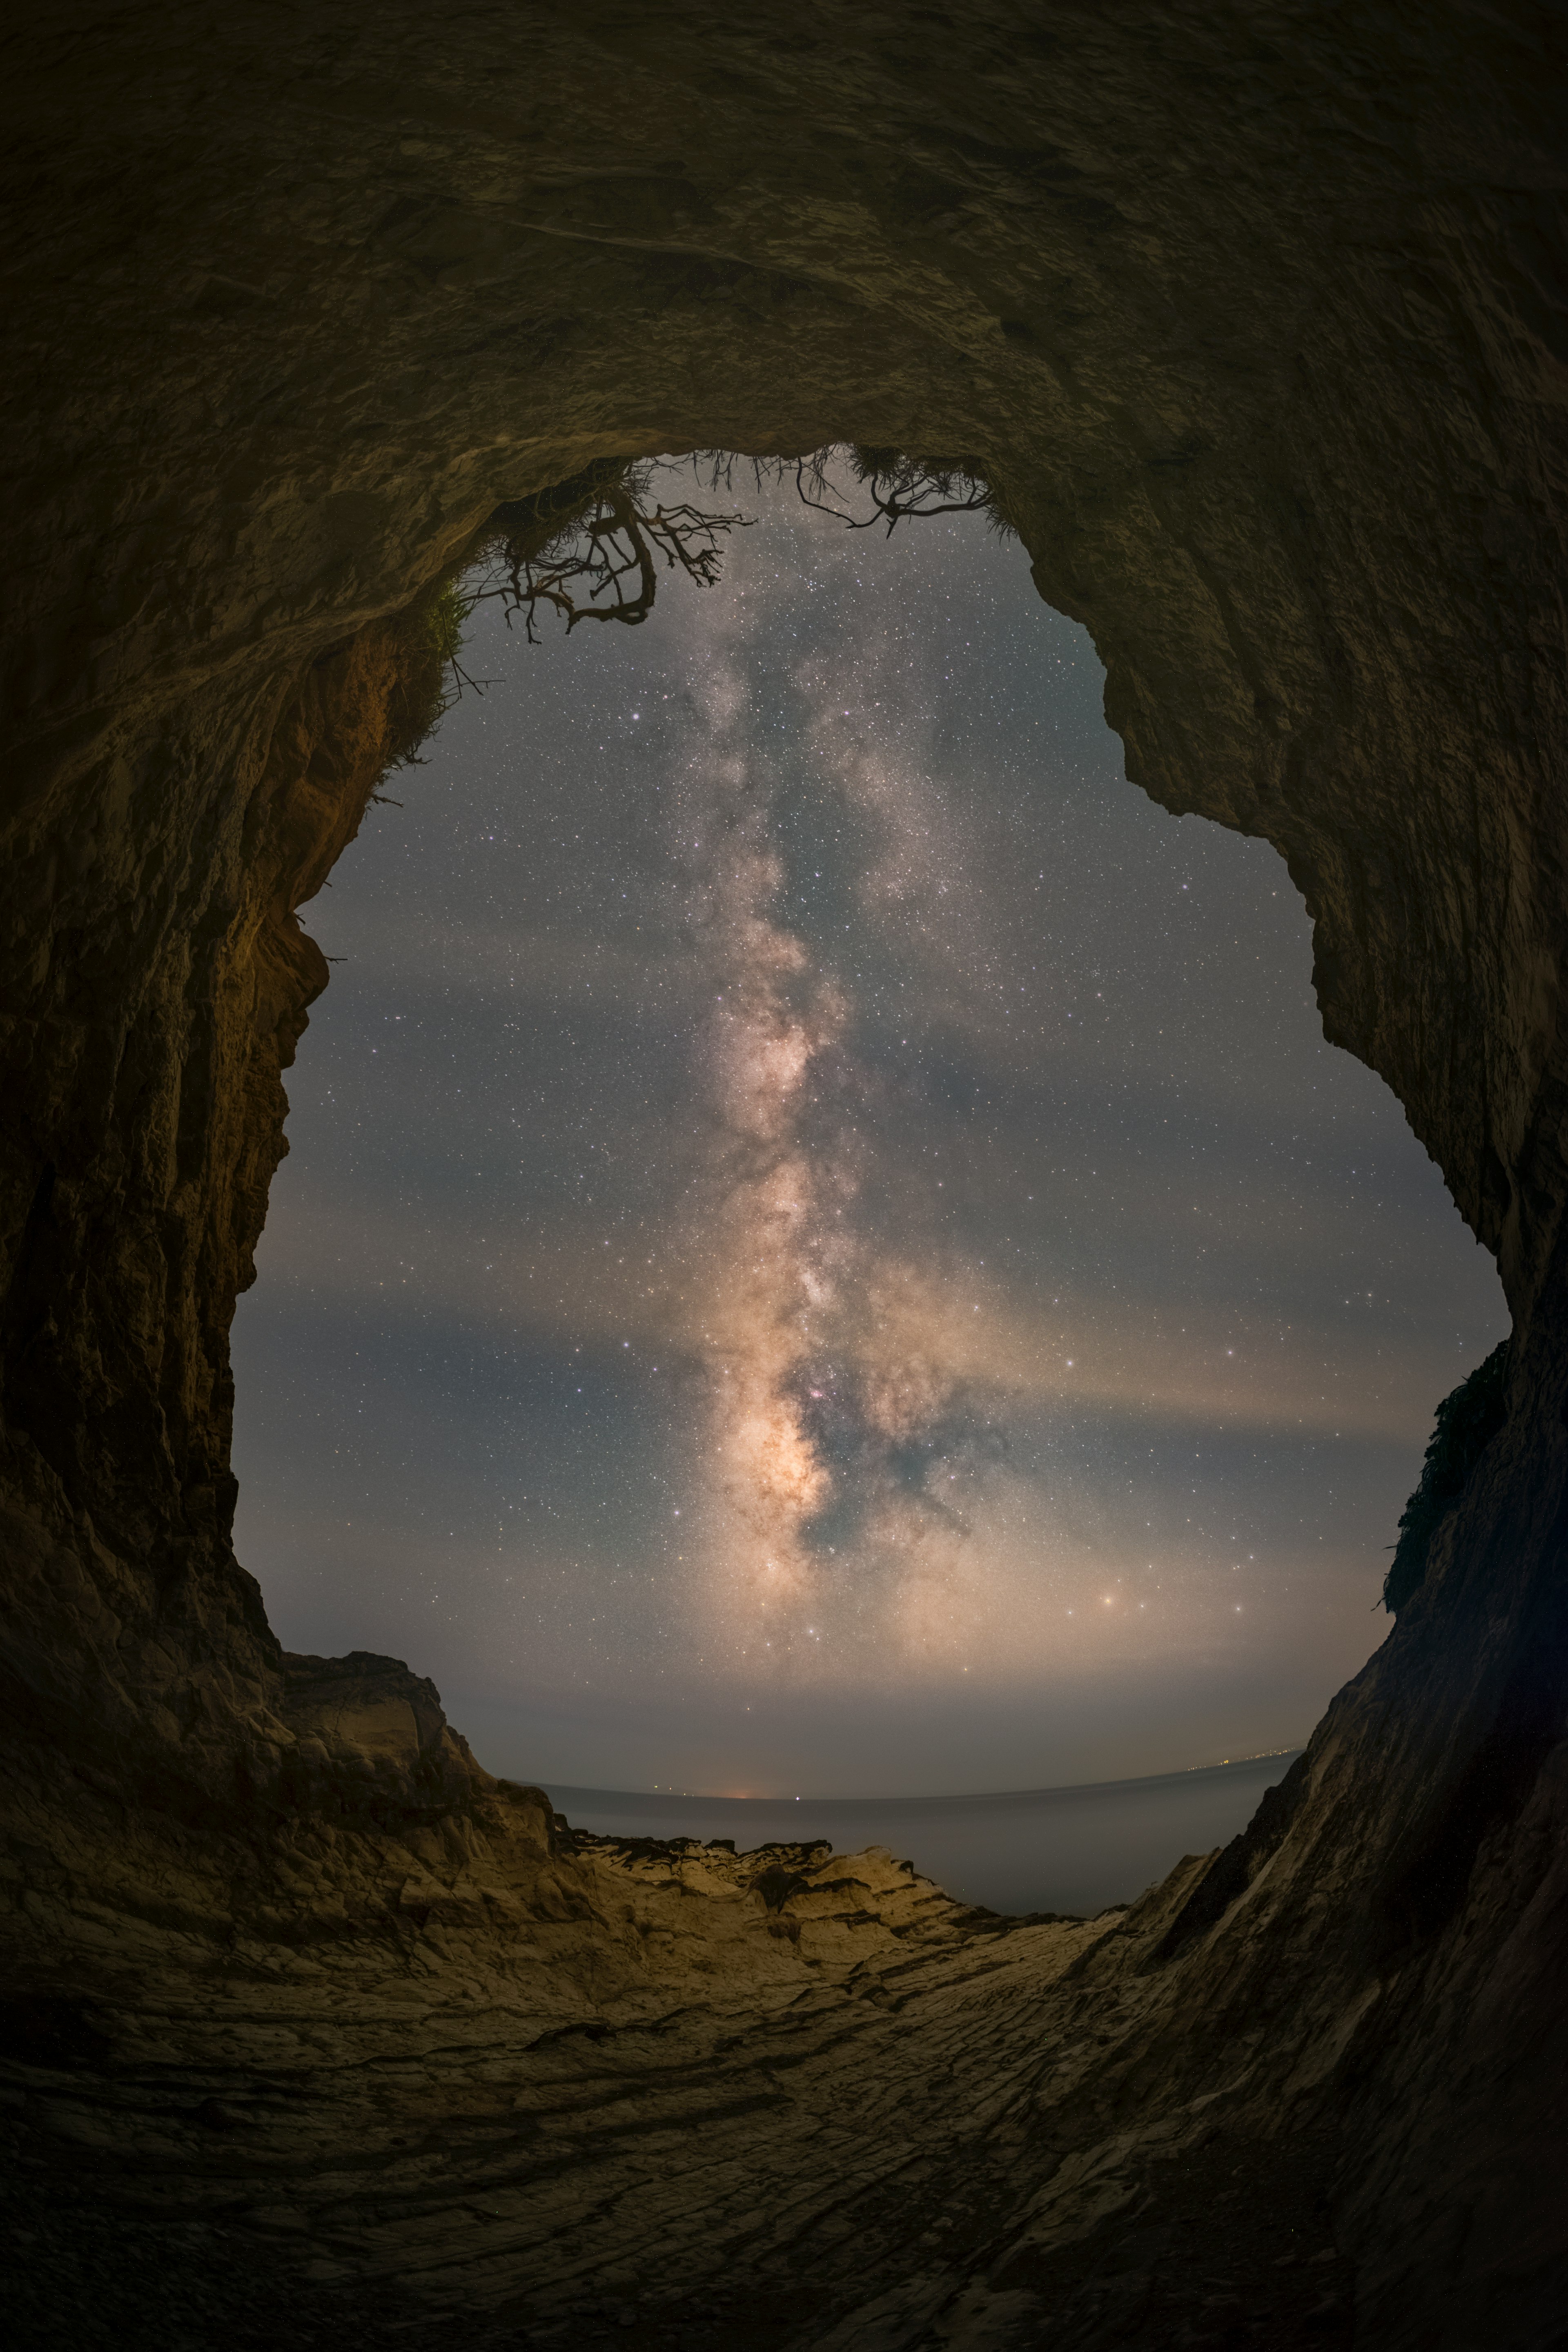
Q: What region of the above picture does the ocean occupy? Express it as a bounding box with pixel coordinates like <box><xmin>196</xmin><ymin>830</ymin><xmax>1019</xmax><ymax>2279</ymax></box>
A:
<box><xmin>542</xmin><ymin>1752</ymin><xmax>1303</xmax><ymax>1918</ymax></box>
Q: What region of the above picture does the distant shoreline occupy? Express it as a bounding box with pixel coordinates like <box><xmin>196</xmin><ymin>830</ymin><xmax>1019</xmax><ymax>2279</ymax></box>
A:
<box><xmin>541</xmin><ymin>1750</ymin><xmax>1305</xmax><ymax>1816</ymax></box>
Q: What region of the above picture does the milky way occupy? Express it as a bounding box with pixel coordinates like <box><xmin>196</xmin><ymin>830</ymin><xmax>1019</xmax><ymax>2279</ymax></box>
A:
<box><xmin>659</xmin><ymin>542</ymin><xmax>1165</xmax><ymax>1687</ymax></box>
<box><xmin>230</xmin><ymin>462</ymin><xmax>1508</xmax><ymax>1794</ymax></box>
<box><xmin>668</xmin><ymin>577</ymin><xmax>1023</xmax><ymax>1680</ymax></box>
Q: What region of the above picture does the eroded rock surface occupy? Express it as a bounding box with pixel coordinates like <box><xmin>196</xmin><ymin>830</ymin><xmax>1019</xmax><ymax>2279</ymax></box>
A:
<box><xmin>2</xmin><ymin>5</ymin><xmax>1566</xmax><ymax>2345</ymax></box>
<box><xmin>4</xmin><ymin>1745</ymin><xmax>1351</xmax><ymax>2351</ymax></box>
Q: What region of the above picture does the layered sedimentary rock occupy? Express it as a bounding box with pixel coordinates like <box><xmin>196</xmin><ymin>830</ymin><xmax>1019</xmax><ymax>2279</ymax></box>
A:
<box><xmin>2</xmin><ymin>5</ymin><xmax>1565</xmax><ymax>2346</ymax></box>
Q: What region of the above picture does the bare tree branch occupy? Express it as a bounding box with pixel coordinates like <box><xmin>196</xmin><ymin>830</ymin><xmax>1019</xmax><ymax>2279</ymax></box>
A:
<box><xmin>682</xmin><ymin>445</ymin><xmax>1002</xmax><ymax>538</ymax></box>
<box><xmin>384</xmin><ymin>445</ymin><xmax>1009</xmax><ymax>791</ymax></box>
<box><xmin>471</xmin><ymin>468</ymin><xmax>752</xmax><ymax>642</ymax></box>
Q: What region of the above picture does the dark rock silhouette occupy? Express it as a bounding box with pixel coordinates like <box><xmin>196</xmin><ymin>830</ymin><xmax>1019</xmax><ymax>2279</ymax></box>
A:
<box><xmin>1</xmin><ymin>6</ymin><xmax>1563</xmax><ymax>2346</ymax></box>
<box><xmin>1383</xmin><ymin>1339</ymin><xmax>1511</xmax><ymax>1613</ymax></box>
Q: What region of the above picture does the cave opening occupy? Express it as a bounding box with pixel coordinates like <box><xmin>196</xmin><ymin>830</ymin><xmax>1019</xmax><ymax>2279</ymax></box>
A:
<box><xmin>4</xmin><ymin>13</ymin><xmax>1564</xmax><ymax>2341</ymax></box>
<box><xmin>229</xmin><ymin>451</ymin><xmax>1508</xmax><ymax>1893</ymax></box>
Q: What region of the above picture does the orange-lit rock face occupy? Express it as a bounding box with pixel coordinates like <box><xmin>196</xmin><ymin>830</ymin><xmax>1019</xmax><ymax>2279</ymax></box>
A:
<box><xmin>0</xmin><ymin>8</ymin><xmax>1564</xmax><ymax>2347</ymax></box>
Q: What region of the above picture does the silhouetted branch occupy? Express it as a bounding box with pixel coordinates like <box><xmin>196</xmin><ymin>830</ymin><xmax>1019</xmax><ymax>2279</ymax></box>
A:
<box><xmin>793</xmin><ymin>450</ymin><xmax>993</xmax><ymax>535</ymax></box>
<box><xmin>686</xmin><ymin>445</ymin><xmax>1004</xmax><ymax>539</ymax></box>
<box><xmin>472</xmin><ymin>467</ymin><xmax>751</xmax><ymax>642</ymax></box>
<box><xmin>464</xmin><ymin>445</ymin><xmax>1006</xmax><ymax>660</ymax></box>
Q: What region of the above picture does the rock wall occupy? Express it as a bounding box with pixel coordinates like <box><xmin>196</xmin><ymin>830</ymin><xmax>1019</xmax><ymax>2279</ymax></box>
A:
<box><xmin>2</xmin><ymin>4</ymin><xmax>1565</xmax><ymax>2345</ymax></box>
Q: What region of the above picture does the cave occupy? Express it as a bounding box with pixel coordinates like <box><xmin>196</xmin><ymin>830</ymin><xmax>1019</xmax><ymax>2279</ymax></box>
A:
<box><xmin>2</xmin><ymin>8</ymin><xmax>1564</xmax><ymax>2348</ymax></box>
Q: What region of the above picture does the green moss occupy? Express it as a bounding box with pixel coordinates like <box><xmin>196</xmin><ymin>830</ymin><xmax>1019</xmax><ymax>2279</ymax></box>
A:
<box><xmin>378</xmin><ymin>578</ymin><xmax>469</xmax><ymax>771</ymax></box>
<box><xmin>381</xmin><ymin>463</ymin><xmax>637</xmax><ymax>776</ymax></box>
<box><xmin>425</xmin><ymin>578</ymin><xmax>473</xmax><ymax>670</ymax></box>
<box><xmin>1383</xmin><ymin>1340</ymin><xmax>1509</xmax><ymax>1612</ymax></box>
<box><xmin>374</xmin><ymin>444</ymin><xmax>1007</xmax><ymax>782</ymax></box>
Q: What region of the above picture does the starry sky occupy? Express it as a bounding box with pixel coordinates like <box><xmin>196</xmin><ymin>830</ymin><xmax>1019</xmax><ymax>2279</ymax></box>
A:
<box><xmin>230</xmin><ymin>461</ymin><xmax>1508</xmax><ymax>1797</ymax></box>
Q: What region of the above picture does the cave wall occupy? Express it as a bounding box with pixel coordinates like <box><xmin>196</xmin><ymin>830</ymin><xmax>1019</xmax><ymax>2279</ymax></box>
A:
<box><xmin>2</xmin><ymin>4</ymin><xmax>1566</xmax><ymax>2341</ymax></box>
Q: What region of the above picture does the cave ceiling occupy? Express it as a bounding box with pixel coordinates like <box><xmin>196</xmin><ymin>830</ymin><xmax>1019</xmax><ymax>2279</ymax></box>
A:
<box><xmin>1</xmin><ymin>7</ymin><xmax>1565</xmax><ymax>2348</ymax></box>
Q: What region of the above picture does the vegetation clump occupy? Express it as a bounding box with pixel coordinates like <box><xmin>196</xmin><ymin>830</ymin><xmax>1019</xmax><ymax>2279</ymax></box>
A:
<box><xmin>793</xmin><ymin>443</ymin><xmax>1012</xmax><ymax>538</ymax></box>
<box><xmin>687</xmin><ymin>443</ymin><xmax>1011</xmax><ymax>536</ymax></box>
<box><xmin>471</xmin><ymin>444</ymin><xmax>1013</xmax><ymax>643</ymax></box>
<box><xmin>375</xmin><ymin>444</ymin><xmax>1009</xmax><ymax>777</ymax></box>
<box><xmin>376</xmin><ymin>573</ymin><xmax>482</xmax><ymax>775</ymax></box>
<box><xmin>477</xmin><ymin>456</ymin><xmax>750</xmax><ymax>639</ymax></box>
<box><xmin>375</xmin><ymin>458</ymin><xmax>648</xmax><ymax>777</ymax></box>
<box><xmin>1383</xmin><ymin>1341</ymin><xmax>1509</xmax><ymax>1612</ymax></box>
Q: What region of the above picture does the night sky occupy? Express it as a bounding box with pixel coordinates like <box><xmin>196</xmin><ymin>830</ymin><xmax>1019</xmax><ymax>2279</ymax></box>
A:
<box><xmin>230</xmin><ymin>462</ymin><xmax>1508</xmax><ymax>1797</ymax></box>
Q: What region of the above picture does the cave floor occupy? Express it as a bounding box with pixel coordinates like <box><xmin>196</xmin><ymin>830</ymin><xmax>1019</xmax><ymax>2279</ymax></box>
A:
<box><xmin>2</xmin><ymin>2112</ymin><xmax>1355</xmax><ymax>2350</ymax></box>
<box><xmin>1</xmin><ymin>1824</ymin><xmax>1357</xmax><ymax>2351</ymax></box>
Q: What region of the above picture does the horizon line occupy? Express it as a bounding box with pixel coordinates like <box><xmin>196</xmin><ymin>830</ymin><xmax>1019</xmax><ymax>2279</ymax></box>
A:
<box><xmin>536</xmin><ymin>1746</ymin><xmax>1306</xmax><ymax>1809</ymax></box>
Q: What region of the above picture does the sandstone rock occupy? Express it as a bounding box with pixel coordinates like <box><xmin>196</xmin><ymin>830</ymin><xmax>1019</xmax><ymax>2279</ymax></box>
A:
<box><xmin>2</xmin><ymin>6</ymin><xmax>1565</xmax><ymax>2346</ymax></box>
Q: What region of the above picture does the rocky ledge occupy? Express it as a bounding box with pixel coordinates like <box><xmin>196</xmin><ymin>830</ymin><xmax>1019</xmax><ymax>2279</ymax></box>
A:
<box><xmin>2</xmin><ymin>1704</ymin><xmax>1348</xmax><ymax>2351</ymax></box>
<box><xmin>2</xmin><ymin>5</ymin><xmax>1565</xmax><ymax>2344</ymax></box>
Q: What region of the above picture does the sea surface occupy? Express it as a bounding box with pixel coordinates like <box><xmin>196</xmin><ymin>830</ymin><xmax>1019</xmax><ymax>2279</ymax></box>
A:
<box><xmin>543</xmin><ymin>1753</ymin><xmax>1303</xmax><ymax>1918</ymax></box>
